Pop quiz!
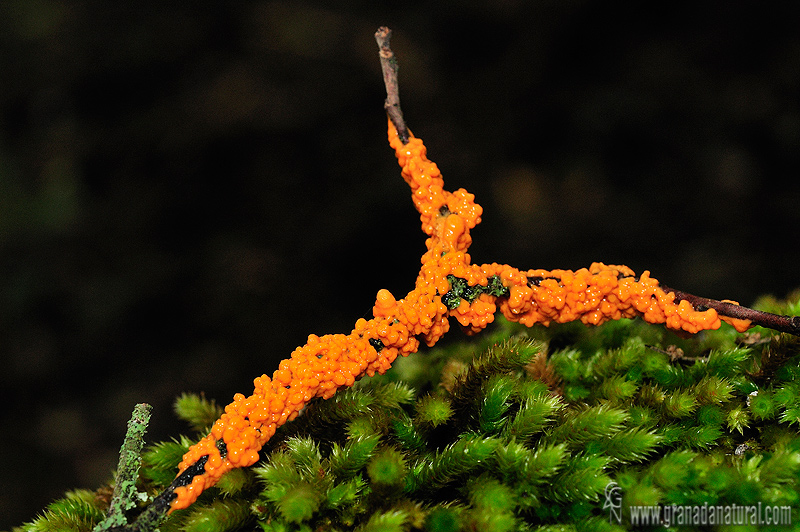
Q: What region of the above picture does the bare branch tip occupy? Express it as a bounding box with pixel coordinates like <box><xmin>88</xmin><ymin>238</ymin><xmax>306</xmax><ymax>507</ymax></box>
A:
<box><xmin>375</xmin><ymin>26</ymin><xmax>409</xmax><ymax>143</ymax></box>
<box><xmin>375</xmin><ymin>26</ymin><xmax>392</xmax><ymax>43</ymax></box>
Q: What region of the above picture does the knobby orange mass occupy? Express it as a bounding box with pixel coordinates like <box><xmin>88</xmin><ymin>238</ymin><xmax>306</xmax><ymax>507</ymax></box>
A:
<box><xmin>169</xmin><ymin>119</ymin><xmax>752</xmax><ymax>511</ymax></box>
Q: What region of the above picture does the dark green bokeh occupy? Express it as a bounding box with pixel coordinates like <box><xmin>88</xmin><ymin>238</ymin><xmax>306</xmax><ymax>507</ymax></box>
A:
<box><xmin>2</xmin><ymin>2</ymin><xmax>799</xmax><ymax>528</ymax></box>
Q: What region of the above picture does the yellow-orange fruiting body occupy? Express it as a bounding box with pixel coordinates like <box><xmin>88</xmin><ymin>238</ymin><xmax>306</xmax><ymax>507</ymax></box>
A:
<box><xmin>168</xmin><ymin>119</ymin><xmax>750</xmax><ymax>511</ymax></box>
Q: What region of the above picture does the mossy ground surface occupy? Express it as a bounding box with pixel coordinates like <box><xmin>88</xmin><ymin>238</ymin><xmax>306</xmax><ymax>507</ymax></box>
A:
<box><xmin>12</xmin><ymin>295</ymin><xmax>800</xmax><ymax>531</ymax></box>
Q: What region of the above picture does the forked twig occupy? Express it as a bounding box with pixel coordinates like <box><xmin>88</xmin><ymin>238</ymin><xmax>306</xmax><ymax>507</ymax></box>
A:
<box><xmin>374</xmin><ymin>26</ymin><xmax>799</xmax><ymax>337</ymax></box>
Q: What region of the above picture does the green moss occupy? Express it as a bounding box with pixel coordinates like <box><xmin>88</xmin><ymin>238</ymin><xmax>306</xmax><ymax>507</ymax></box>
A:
<box><xmin>415</xmin><ymin>396</ymin><xmax>453</xmax><ymax>427</ymax></box>
<box><xmin>181</xmin><ymin>500</ymin><xmax>252</xmax><ymax>532</ymax></box>
<box><xmin>21</xmin><ymin>490</ymin><xmax>105</xmax><ymax>532</ymax></box>
<box><xmin>174</xmin><ymin>393</ymin><xmax>223</xmax><ymax>433</ymax></box>
<box><xmin>15</xmin><ymin>306</ymin><xmax>800</xmax><ymax>531</ymax></box>
<box><xmin>366</xmin><ymin>447</ymin><xmax>407</xmax><ymax>486</ymax></box>
<box><xmin>424</xmin><ymin>507</ymin><xmax>460</xmax><ymax>532</ymax></box>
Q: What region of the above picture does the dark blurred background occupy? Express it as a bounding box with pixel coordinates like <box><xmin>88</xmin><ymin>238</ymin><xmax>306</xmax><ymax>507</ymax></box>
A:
<box><xmin>2</xmin><ymin>1</ymin><xmax>799</xmax><ymax>527</ymax></box>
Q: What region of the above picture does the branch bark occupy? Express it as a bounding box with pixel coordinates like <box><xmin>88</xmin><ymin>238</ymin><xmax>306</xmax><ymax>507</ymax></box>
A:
<box><xmin>660</xmin><ymin>284</ymin><xmax>800</xmax><ymax>336</ymax></box>
<box><xmin>375</xmin><ymin>27</ymin><xmax>409</xmax><ymax>144</ymax></box>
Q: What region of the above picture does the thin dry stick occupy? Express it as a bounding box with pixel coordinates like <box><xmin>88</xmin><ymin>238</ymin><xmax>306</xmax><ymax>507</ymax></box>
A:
<box><xmin>660</xmin><ymin>284</ymin><xmax>800</xmax><ymax>336</ymax></box>
<box><xmin>375</xmin><ymin>27</ymin><xmax>408</xmax><ymax>143</ymax></box>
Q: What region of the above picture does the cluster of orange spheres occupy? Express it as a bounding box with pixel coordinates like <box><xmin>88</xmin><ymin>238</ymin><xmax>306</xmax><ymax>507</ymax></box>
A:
<box><xmin>169</xmin><ymin>119</ymin><xmax>751</xmax><ymax>511</ymax></box>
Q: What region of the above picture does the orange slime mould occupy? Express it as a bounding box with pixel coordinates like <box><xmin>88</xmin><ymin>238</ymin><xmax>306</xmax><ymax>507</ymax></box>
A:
<box><xmin>121</xmin><ymin>28</ymin><xmax>800</xmax><ymax>526</ymax></box>
<box><xmin>166</xmin><ymin>117</ymin><xmax>771</xmax><ymax>511</ymax></box>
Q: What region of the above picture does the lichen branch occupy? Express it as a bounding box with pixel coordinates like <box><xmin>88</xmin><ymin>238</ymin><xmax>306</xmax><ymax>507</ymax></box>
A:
<box><xmin>94</xmin><ymin>403</ymin><xmax>152</xmax><ymax>532</ymax></box>
<box><xmin>375</xmin><ymin>26</ymin><xmax>408</xmax><ymax>144</ymax></box>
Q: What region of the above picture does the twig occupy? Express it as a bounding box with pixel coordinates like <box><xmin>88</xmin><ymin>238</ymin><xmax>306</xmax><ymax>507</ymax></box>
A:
<box><xmin>660</xmin><ymin>284</ymin><xmax>800</xmax><ymax>336</ymax></box>
<box><xmin>375</xmin><ymin>27</ymin><xmax>409</xmax><ymax>144</ymax></box>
